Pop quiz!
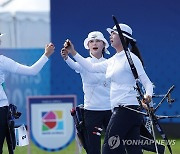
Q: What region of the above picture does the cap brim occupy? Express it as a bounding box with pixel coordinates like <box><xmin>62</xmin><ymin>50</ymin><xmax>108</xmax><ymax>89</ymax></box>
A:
<box><xmin>84</xmin><ymin>38</ymin><xmax>91</xmax><ymax>49</ymax></box>
<box><xmin>84</xmin><ymin>37</ymin><xmax>109</xmax><ymax>50</ymax></box>
<box><xmin>107</xmin><ymin>28</ymin><xmax>116</xmax><ymax>35</ymax></box>
<box><xmin>106</xmin><ymin>28</ymin><xmax>135</xmax><ymax>41</ymax></box>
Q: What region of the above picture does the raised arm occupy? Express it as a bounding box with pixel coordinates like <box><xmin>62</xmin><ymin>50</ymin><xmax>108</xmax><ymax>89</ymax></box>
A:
<box><xmin>15</xmin><ymin>43</ymin><xmax>55</xmax><ymax>75</ymax></box>
<box><xmin>61</xmin><ymin>48</ymin><xmax>83</xmax><ymax>73</ymax></box>
<box><xmin>63</xmin><ymin>39</ymin><xmax>107</xmax><ymax>73</ymax></box>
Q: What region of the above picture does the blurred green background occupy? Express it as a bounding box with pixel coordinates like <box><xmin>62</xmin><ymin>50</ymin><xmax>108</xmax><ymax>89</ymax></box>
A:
<box><xmin>3</xmin><ymin>138</ymin><xmax>180</xmax><ymax>154</ymax></box>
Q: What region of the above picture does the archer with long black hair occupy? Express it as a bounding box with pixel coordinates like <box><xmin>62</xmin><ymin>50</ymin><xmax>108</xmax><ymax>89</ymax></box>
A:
<box><xmin>63</xmin><ymin>23</ymin><xmax>153</xmax><ymax>153</ymax></box>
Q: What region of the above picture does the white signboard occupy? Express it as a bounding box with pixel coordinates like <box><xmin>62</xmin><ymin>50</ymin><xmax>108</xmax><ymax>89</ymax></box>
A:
<box><xmin>27</xmin><ymin>95</ymin><xmax>76</xmax><ymax>152</ymax></box>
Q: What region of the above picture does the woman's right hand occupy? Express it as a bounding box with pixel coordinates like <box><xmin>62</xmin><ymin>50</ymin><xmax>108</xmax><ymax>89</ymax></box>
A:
<box><xmin>61</xmin><ymin>48</ymin><xmax>68</xmax><ymax>60</ymax></box>
<box><xmin>44</xmin><ymin>42</ymin><xmax>55</xmax><ymax>58</ymax></box>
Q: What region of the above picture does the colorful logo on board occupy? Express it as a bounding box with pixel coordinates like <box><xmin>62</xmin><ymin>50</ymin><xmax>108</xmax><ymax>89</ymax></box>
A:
<box><xmin>41</xmin><ymin>111</ymin><xmax>64</xmax><ymax>134</ymax></box>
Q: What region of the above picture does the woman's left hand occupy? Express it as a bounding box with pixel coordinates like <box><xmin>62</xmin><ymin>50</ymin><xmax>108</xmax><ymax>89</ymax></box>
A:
<box><xmin>143</xmin><ymin>95</ymin><xmax>152</xmax><ymax>104</ymax></box>
<box><xmin>141</xmin><ymin>95</ymin><xmax>152</xmax><ymax>110</ymax></box>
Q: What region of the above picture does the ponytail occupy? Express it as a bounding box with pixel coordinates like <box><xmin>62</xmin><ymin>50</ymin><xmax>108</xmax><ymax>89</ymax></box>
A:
<box><xmin>125</xmin><ymin>38</ymin><xmax>144</xmax><ymax>66</ymax></box>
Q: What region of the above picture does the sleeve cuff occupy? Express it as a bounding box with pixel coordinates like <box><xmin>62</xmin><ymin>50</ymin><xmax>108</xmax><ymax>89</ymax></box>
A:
<box><xmin>73</xmin><ymin>52</ymin><xmax>79</xmax><ymax>59</ymax></box>
<box><xmin>42</xmin><ymin>54</ymin><xmax>49</xmax><ymax>61</ymax></box>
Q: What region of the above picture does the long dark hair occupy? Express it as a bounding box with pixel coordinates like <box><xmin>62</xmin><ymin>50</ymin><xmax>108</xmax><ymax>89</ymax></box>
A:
<box><xmin>125</xmin><ymin>38</ymin><xmax>144</xmax><ymax>66</ymax></box>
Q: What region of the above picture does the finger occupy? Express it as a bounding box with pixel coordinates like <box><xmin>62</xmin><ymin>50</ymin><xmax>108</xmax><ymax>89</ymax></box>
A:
<box><xmin>49</xmin><ymin>42</ymin><xmax>53</xmax><ymax>46</ymax></box>
<box><xmin>63</xmin><ymin>42</ymin><xmax>69</xmax><ymax>48</ymax></box>
<box><xmin>61</xmin><ymin>48</ymin><xmax>66</xmax><ymax>52</ymax></box>
<box><xmin>65</xmin><ymin>39</ymin><xmax>69</xmax><ymax>43</ymax></box>
<box><xmin>50</xmin><ymin>43</ymin><xmax>55</xmax><ymax>48</ymax></box>
<box><xmin>64</xmin><ymin>43</ymin><xmax>69</xmax><ymax>48</ymax></box>
<box><xmin>146</xmin><ymin>97</ymin><xmax>151</xmax><ymax>103</ymax></box>
<box><xmin>61</xmin><ymin>51</ymin><xmax>66</xmax><ymax>55</ymax></box>
<box><xmin>141</xmin><ymin>99</ymin><xmax>146</xmax><ymax>104</ymax></box>
<box><xmin>64</xmin><ymin>39</ymin><xmax>71</xmax><ymax>48</ymax></box>
<box><xmin>66</xmin><ymin>39</ymin><xmax>71</xmax><ymax>46</ymax></box>
<box><xmin>61</xmin><ymin>51</ymin><xmax>67</xmax><ymax>56</ymax></box>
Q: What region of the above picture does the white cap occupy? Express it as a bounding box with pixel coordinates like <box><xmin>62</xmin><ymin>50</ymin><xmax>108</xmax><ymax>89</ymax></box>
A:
<box><xmin>107</xmin><ymin>23</ymin><xmax>136</xmax><ymax>41</ymax></box>
<box><xmin>84</xmin><ymin>31</ymin><xmax>110</xmax><ymax>54</ymax></box>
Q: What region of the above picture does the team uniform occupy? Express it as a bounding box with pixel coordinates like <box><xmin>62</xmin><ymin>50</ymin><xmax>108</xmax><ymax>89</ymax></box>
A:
<box><xmin>65</xmin><ymin>54</ymin><xmax>112</xmax><ymax>154</ymax></box>
<box><xmin>0</xmin><ymin>54</ymin><xmax>48</xmax><ymax>154</ymax></box>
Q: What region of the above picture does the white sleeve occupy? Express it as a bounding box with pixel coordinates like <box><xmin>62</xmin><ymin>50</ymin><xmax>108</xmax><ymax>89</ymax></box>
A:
<box><xmin>15</xmin><ymin>54</ymin><xmax>48</xmax><ymax>75</ymax></box>
<box><xmin>1</xmin><ymin>55</ymin><xmax>19</xmax><ymax>73</ymax></box>
<box><xmin>73</xmin><ymin>53</ymin><xmax>107</xmax><ymax>73</ymax></box>
<box><xmin>65</xmin><ymin>56</ymin><xmax>83</xmax><ymax>73</ymax></box>
<box><xmin>139</xmin><ymin>73</ymin><xmax>153</xmax><ymax>97</ymax></box>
